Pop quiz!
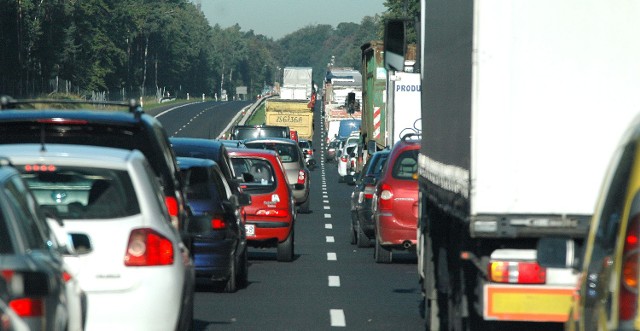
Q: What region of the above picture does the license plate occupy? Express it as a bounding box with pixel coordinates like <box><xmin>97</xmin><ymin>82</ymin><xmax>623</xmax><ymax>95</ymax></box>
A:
<box><xmin>245</xmin><ymin>224</ymin><xmax>255</xmax><ymax>237</ymax></box>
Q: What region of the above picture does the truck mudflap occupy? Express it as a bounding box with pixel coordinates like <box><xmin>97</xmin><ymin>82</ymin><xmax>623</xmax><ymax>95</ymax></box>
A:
<box><xmin>483</xmin><ymin>284</ymin><xmax>573</xmax><ymax>322</ymax></box>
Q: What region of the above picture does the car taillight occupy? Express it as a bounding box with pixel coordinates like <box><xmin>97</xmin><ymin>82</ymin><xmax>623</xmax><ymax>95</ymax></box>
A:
<box><xmin>165</xmin><ymin>196</ymin><xmax>179</xmax><ymax>216</ymax></box>
<box><xmin>256</xmin><ymin>209</ymin><xmax>289</xmax><ymax>217</ymax></box>
<box><xmin>9</xmin><ymin>298</ymin><xmax>44</xmax><ymax>317</ymax></box>
<box><xmin>350</xmin><ymin>159</ymin><xmax>356</xmax><ymax>168</ymax></box>
<box><xmin>210</xmin><ymin>215</ymin><xmax>226</xmax><ymax>229</ymax></box>
<box><xmin>620</xmin><ymin>215</ymin><xmax>640</xmax><ymax>320</ymax></box>
<box><xmin>124</xmin><ymin>228</ymin><xmax>174</xmax><ymax>266</ymax></box>
<box><xmin>62</xmin><ymin>271</ymin><xmax>72</xmax><ymax>283</ymax></box>
<box><xmin>488</xmin><ymin>261</ymin><xmax>546</xmax><ymax>284</ymax></box>
<box><xmin>341</xmin><ymin>155</ymin><xmax>348</xmax><ymax>162</ymax></box>
<box><xmin>378</xmin><ymin>183</ymin><xmax>394</xmax><ymax>210</ymax></box>
<box><xmin>364</xmin><ymin>184</ymin><xmax>376</xmax><ymax>199</ymax></box>
<box><xmin>297</xmin><ymin>170</ymin><xmax>306</xmax><ymax>184</ymax></box>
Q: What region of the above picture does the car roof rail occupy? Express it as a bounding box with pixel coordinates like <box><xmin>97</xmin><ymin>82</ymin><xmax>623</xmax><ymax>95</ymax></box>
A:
<box><xmin>0</xmin><ymin>95</ymin><xmax>143</xmax><ymax>116</ymax></box>
<box><xmin>400</xmin><ymin>132</ymin><xmax>421</xmax><ymax>142</ymax></box>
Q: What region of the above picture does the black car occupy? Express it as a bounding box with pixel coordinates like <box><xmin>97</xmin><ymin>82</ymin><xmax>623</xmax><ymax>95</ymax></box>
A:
<box><xmin>0</xmin><ymin>158</ymin><xmax>72</xmax><ymax>330</ymax></box>
<box><xmin>350</xmin><ymin>150</ymin><xmax>390</xmax><ymax>247</ymax></box>
<box><xmin>178</xmin><ymin>157</ymin><xmax>251</xmax><ymax>293</ymax></box>
<box><xmin>230</xmin><ymin>124</ymin><xmax>290</xmax><ymax>140</ymax></box>
<box><xmin>0</xmin><ymin>99</ymin><xmax>189</xmax><ymax>231</ymax></box>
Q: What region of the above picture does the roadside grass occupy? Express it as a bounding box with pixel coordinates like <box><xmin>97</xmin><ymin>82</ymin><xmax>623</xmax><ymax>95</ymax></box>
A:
<box><xmin>246</xmin><ymin>103</ymin><xmax>265</xmax><ymax>125</ymax></box>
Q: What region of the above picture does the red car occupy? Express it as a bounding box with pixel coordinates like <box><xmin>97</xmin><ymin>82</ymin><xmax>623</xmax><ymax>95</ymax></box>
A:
<box><xmin>228</xmin><ymin>148</ymin><xmax>297</xmax><ymax>262</ymax></box>
<box><xmin>372</xmin><ymin>134</ymin><xmax>420</xmax><ymax>263</ymax></box>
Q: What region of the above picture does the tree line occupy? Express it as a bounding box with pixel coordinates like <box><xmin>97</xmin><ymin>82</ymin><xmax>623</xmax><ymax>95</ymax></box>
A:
<box><xmin>0</xmin><ymin>0</ymin><xmax>417</xmax><ymax>101</ymax></box>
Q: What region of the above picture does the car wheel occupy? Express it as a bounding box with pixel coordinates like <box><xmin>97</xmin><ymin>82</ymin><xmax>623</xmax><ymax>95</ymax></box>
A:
<box><xmin>357</xmin><ymin>222</ymin><xmax>371</xmax><ymax>248</ymax></box>
<box><xmin>224</xmin><ymin>256</ymin><xmax>237</xmax><ymax>293</ymax></box>
<box><xmin>236</xmin><ymin>248</ymin><xmax>249</xmax><ymax>288</ymax></box>
<box><xmin>374</xmin><ymin>235</ymin><xmax>392</xmax><ymax>263</ymax></box>
<box><xmin>277</xmin><ymin>230</ymin><xmax>294</xmax><ymax>262</ymax></box>
<box><xmin>298</xmin><ymin>197</ymin><xmax>310</xmax><ymax>214</ymax></box>
<box><xmin>349</xmin><ymin>219</ymin><xmax>356</xmax><ymax>245</ymax></box>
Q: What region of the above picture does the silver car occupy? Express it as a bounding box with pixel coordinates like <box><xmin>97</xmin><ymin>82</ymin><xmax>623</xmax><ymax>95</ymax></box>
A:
<box><xmin>243</xmin><ymin>138</ymin><xmax>311</xmax><ymax>213</ymax></box>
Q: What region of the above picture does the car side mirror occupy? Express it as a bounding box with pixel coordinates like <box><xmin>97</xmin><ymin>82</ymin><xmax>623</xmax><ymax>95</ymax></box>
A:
<box><xmin>242</xmin><ymin>172</ymin><xmax>255</xmax><ymax>183</ymax></box>
<box><xmin>294</xmin><ymin>183</ymin><xmax>305</xmax><ymax>190</ymax></box>
<box><xmin>536</xmin><ymin>237</ymin><xmax>580</xmax><ymax>269</ymax></box>
<box><xmin>237</xmin><ymin>192</ymin><xmax>251</xmax><ymax>207</ymax></box>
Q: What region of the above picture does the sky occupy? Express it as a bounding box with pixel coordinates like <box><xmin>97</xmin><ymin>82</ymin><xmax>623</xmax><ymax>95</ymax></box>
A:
<box><xmin>200</xmin><ymin>0</ymin><xmax>388</xmax><ymax>40</ymax></box>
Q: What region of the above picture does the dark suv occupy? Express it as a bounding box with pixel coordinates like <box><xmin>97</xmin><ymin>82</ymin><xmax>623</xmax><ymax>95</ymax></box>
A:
<box><xmin>0</xmin><ymin>98</ymin><xmax>188</xmax><ymax>230</ymax></box>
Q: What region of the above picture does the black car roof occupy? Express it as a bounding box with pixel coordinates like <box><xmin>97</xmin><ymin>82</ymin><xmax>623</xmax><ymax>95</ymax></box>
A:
<box><xmin>176</xmin><ymin>156</ymin><xmax>218</xmax><ymax>170</ymax></box>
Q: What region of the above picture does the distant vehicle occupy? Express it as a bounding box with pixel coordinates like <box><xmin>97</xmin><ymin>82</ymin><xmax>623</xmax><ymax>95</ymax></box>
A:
<box><xmin>177</xmin><ymin>157</ymin><xmax>251</xmax><ymax>293</ymax></box>
<box><xmin>326</xmin><ymin>139</ymin><xmax>341</xmax><ymax>162</ymax></box>
<box><xmin>350</xmin><ymin>150</ymin><xmax>390</xmax><ymax>248</ymax></box>
<box><xmin>298</xmin><ymin>139</ymin><xmax>316</xmax><ymax>170</ymax></box>
<box><xmin>0</xmin><ymin>157</ymin><xmax>73</xmax><ymax>331</ymax></box>
<box><xmin>230</xmin><ymin>125</ymin><xmax>291</xmax><ymax>140</ymax></box>
<box><xmin>337</xmin><ymin>119</ymin><xmax>361</xmax><ymax>140</ymax></box>
<box><xmin>1</xmin><ymin>143</ymin><xmax>196</xmax><ymax>330</ymax></box>
<box><xmin>228</xmin><ymin>148</ymin><xmax>297</xmax><ymax>262</ymax></box>
<box><xmin>243</xmin><ymin>138</ymin><xmax>310</xmax><ymax>213</ymax></box>
<box><xmin>372</xmin><ymin>134</ymin><xmax>419</xmax><ymax>263</ymax></box>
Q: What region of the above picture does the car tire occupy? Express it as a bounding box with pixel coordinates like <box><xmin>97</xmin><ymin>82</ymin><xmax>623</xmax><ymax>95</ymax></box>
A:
<box><xmin>357</xmin><ymin>222</ymin><xmax>371</xmax><ymax>248</ymax></box>
<box><xmin>236</xmin><ymin>248</ymin><xmax>249</xmax><ymax>288</ymax></box>
<box><xmin>277</xmin><ymin>230</ymin><xmax>294</xmax><ymax>262</ymax></box>
<box><xmin>298</xmin><ymin>197</ymin><xmax>310</xmax><ymax>214</ymax></box>
<box><xmin>224</xmin><ymin>256</ymin><xmax>237</xmax><ymax>293</ymax></box>
<box><xmin>374</xmin><ymin>235</ymin><xmax>392</xmax><ymax>263</ymax></box>
<box><xmin>349</xmin><ymin>220</ymin><xmax>356</xmax><ymax>245</ymax></box>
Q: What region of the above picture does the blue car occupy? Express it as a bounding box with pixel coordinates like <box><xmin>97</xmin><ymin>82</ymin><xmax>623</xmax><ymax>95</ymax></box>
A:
<box><xmin>178</xmin><ymin>157</ymin><xmax>251</xmax><ymax>292</ymax></box>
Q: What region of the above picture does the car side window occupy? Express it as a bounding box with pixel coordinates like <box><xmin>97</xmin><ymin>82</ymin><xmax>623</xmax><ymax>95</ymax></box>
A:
<box><xmin>392</xmin><ymin>149</ymin><xmax>419</xmax><ymax>180</ymax></box>
<box><xmin>0</xmin><ymin>205</ymin><xmax>15</xmax><ymax>254</ymax></box>
<box><xmin>3</xmin><ymin>176</ymin><xmax>48</xmax><ymax>250</ymax></box>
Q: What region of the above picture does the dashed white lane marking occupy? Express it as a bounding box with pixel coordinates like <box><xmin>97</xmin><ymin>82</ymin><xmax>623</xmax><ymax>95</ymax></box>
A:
<box><xmin>328</xmin><ymin>276</ymin><xmax>340</xmax><ymax>287</ymax></box>
<box><xmin>323</xmin><ymin>195</ymin><xmax>328</xmax><ymax>198</ymax></box>
<box><xmin>324</xmin><ymin>214</ymin><xmax>332</xmax><ymax>219</ymax></box>
<box><xmin>330</xmin><ymin>309</ymin><xmax>346</xmax><ymax>327</ymax></box>
<box><xmin>325</xmin><ymin>223</ymin><xmax>333</xmax><ymax>229</ymax></box>
<box><xmin>323</xmin><ymin>200</ymin><xmax>329</xmax><ymax>203</ymax></box>
<box><xmin>326</xmin><ymin>236</ymin><xmax>335</xmax><ymax>243</ymax></box>
<box><xmin>327</xmin><ymin>252</ymin><xmax>337</xmax><ymax>261</ymax></box>
<box><xmin>324</xmin><ymin>206</ymin><xmax>330</xmax><ymax>210</ymax></box>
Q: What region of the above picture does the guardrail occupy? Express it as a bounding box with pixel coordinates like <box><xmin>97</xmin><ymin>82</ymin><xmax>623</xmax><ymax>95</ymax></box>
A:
<box><xmin>217</xmin><ymin>96</ymin><xmax>275</xmax><ymax>139</ymax></box>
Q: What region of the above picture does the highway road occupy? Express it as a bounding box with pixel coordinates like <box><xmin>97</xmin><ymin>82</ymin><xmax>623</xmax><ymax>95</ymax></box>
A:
<box><xmin>153</xmin><ymin>100</ymin><xmax>425</xmax><ymax>330</ymax></box>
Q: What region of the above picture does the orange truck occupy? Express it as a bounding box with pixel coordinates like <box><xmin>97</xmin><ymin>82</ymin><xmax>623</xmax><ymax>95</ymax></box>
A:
<box><xmin>265</xmin><ymin>99</ymin><xmax>313</xmax><ymax>141</ymax></box>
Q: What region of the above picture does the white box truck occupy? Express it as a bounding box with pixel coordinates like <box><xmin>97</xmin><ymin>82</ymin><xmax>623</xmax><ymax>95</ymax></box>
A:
<box><xmin>383</xmin><ymin>0</ymin><xmax>640</xmax><ymax>329</ymax></box>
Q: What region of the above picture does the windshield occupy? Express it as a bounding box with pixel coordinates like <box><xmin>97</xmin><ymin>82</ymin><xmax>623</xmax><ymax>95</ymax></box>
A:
<box><xmin>244</xmin><ymin>142</ymin><xmax>300</xmax><ymax>163</ymax></box>
<box><xmin>233</xmin><ymin>127</ymin><xmax>290</xmax><ymax>140</ymax></box>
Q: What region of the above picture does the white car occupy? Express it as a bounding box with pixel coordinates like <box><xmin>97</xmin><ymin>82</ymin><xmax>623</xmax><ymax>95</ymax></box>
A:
<box><xmin>337</xmin><ymin>143</ymin><xmax>358</xmax><ymax>182</ymax></box>
<box><xmin>0</xmin><ymin>144</ymin><xmax>195</xmax><ymax>331</ymax></box>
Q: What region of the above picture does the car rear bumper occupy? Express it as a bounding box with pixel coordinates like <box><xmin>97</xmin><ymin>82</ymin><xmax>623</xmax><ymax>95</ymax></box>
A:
<box><xmin>245</xmin><ymin>218</ymin><xmax>292</xmax><ymax>244</ymax></box>
<box><xmin>376</xmin><ymin>213</ymin><xmax>417</xmax><ymax>247</ymax></box>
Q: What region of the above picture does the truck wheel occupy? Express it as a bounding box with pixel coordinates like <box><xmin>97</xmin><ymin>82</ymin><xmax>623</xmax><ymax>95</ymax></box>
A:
<box><xmin>357</xmin><ymin>222</ymin><xmax>371</xmax><ymax>248</ymax></box>
<box><xmin>277</xmin><ymin>230</ymin><xmax>294</xmax><ymax>262</ymax></box>
<box><xmin>374</xmin><ymin>236</ymin><xmax>392</xmax><ymax>263</ymax></box>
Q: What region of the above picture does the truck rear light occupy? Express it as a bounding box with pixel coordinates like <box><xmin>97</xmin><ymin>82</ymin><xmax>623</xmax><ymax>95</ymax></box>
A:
<box><xmin>378</xmin><ymin>183</ymin><xmax>394</xmax><ymax>210</ymax></box>
<box><xmin>620</xmin><ymin>215</ymin><xmax>640</xmax><ymax>320</ymax></box>
<box><xmin>9</xmin><ymin>298</ymin><xmax>44</xmax><ymax>317</ymax></box>
<box><xmin>256</xmin><ymin>209</ymin><xmax>289</xmax><ymax>217</ymax></box>
<box><xmin>364</xmin><ymin>185</ymin><xmax>376</xmax><ymax>199</ymax></box>
<box><xmin>488</xmin><ymin>261</ymin><xmax>546</xmax><ymax>284</ymax></box>
<box><xmin>210</xmin><ymin>215</ymin><xmax>226</xmax><ymax>229</ymax></box>
<box><xmin>297</xmin><ymin>170</ymin><xmax>306</xmax><ymax>184</ymax></box>
<box><xmin>124</xmin><ymin>228</ymin><xmax>174</xmax><ymax>266</ymax></box>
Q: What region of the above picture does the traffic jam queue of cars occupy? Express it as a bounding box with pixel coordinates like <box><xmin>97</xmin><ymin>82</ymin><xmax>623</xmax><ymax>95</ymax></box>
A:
<box><xmin>0</xmin><ymin>98</ymin><xmax>304</xmax><ymax>330</ymax></box>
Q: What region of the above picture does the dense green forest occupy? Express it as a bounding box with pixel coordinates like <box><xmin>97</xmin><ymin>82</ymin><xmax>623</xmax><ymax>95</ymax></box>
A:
<box><xmin>0</xmin><ymin>0</ymin><xmax>418</xmax><ymax>100</ymax></box>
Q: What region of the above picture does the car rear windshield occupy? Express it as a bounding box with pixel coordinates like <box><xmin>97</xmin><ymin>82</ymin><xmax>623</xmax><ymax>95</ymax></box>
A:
<box><xmin>19</xmin><ymin>166</ymin><xmax>140</xmax><ymax>219</ymax></box>
<box><xmin>180</xmin><ymin>166</ymin><xmax>225</xmax><ymax>203</ymax></box>
<box><xmin>231</xmin><ymin>158</ymin><xmax>277</xmax><ymax>194</ymax></box>
<box><xmin>233</xmin><ymin>127</ymin><xmax>289</xmax><ymax>140</ymax></box>
<box><xmin>391</xmin><ymin>150</ymin><xmax>419</xmax><ymax>180</ymax></box>
<box><xmin>244</xmin><ymin>142</ymin><xmax>300</xmax><ymax>163</ymax></box>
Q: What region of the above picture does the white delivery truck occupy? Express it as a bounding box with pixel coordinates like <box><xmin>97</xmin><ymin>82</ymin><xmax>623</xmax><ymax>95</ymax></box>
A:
<box><xmin>384</xmin><ymin>0</ymin><xmax>640</xmax><ymax>329</ymax></box>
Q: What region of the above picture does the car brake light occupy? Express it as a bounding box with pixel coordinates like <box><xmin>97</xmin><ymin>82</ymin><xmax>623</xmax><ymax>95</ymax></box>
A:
<box><xmin>164</xmin><ymin>196</ymin><xmax>179</xmax><ymax>216</ymax></box>
<box><xmin>341</xmin><ymin>155</ymin><xmax>348</xmax><ymax>162</ymax></box>
<box><xmin>620</xmin><ymin>215</ymin><xmax>640</xmax><ymax>320</ymax></box>
<box><xmin>124</xmin><ymin>228</ymin><xmax>174</xmax><ymax>266</ymax></box>
<box><xmin>62</xmin><ymin>271</ymin><xmax>72</xmax><ymax>283</ymax></box>
<box><xmin>23</xmin><ymin>164</ymin><xmax>57</xmax><ymax>172</ymax></box>
<box><xmin>297</xmin><ymin>170</ymin><xmax>305</xmax><ymax>184</ymax></box>
<box><xmin>36</xmin><ymin>118</ymin><xmax>88</xmax><ymax>125</ymax></box>
<box><xmin>256</xmin><ymin>209</ymin><xmax>289</xmax><ymax>217</ymax></box>
<box><xmin>488</xmin><ymin>261</ymin><xmax>546</xmax><ymax>284</ymax></box>
<box><xmin>364</xmin><ymin>185</ymin><xmax>376</xmax><ymax>199</ymax></box>
<box><xmin>9</xmin><ymin>298</ymin><xmax>44</xmax><ymax>317</ymax></box>
<box><xmin>378</xmin><ymin>183</ymin><xmax>394</xmax><ymax>210</ymax></box>
<box><xmin>210</xmin><ymin>215</ymin><xmax>226</xmax><ymax>229</ymax></box>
